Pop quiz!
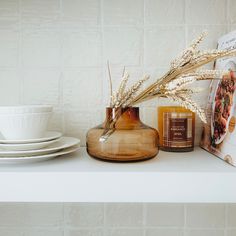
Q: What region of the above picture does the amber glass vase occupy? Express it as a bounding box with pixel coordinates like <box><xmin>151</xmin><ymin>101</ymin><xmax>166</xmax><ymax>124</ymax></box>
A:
<box><xmin>86</xmin><ymin>107</ymin><xmax>159</xmax><ymax>162</ymax></box>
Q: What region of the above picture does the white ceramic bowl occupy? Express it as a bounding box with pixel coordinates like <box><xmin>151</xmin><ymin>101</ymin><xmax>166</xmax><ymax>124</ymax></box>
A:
<box><xmin>0</xmin><ymin>105</ymin><xmax>52</xmax><ymax>114</ymax></box>
<box><xmin>0</xmin><ymin>112</ymin><xmax>52</xmax><ymax>140</ymax></box>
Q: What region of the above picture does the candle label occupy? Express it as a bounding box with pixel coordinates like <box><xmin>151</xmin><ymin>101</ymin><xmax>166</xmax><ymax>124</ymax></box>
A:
<box><xmin>169</xmin><ymin>118</ymin><xmax>187</xmax><ymax>141</ymax></box>
<box><xmin>163</xmin><ymin>112</ymin><xmax>193</xmax><ymax>148</ymax></box>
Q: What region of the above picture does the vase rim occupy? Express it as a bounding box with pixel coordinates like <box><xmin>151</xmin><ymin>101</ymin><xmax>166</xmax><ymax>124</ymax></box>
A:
<box><xmin>106</xmin><ymin>106</ymin><xmax>139</xmax><ymax>109</ymax></box>
<box><xmin>105</xmin><ymin>106</ymin><xmax>140</xmax><ymax>120</ymax></box>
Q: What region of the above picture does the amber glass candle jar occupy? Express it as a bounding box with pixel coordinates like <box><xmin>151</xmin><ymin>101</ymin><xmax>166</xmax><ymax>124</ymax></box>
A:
<box><xmin>158</xmin><ymin>106</ymin><xmax>195</xmax><ymax>152</ymax></box>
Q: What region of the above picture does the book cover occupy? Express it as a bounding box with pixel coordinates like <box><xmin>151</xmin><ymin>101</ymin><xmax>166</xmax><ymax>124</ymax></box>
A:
<box><xmin>200</xmin><ymin>30</ymin><xmax>236</xmax><ymax>166</ymax></box>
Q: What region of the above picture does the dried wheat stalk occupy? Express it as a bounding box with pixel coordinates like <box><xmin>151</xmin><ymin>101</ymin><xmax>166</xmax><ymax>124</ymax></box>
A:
<box><xmin>111</xmin><ymin>75</ymin><xmax>149</xmax><ymax>108</ymax></box>
<box><xmin>107</xmin><ymin>61</ymin><xmax>113</xmax><ymax>107</ymax></box>
<box><xmin>100</xmin><ymin>32</ymin><xmax>236</xmax><ymax>142</ymax></box>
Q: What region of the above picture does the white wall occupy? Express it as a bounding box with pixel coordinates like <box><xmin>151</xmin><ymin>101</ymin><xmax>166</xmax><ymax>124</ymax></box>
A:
<box><xmin>0</xmin><ymin>203</ymin><xmax>236</xmax><ymax>236</ymax></box>
<box><xmin>0</xmin><ymin>0</ymin><xmax>234</xmax><ymax>146</ymax></box>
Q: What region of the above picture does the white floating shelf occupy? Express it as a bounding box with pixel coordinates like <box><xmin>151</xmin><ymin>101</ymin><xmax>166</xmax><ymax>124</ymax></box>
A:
<box><xmin>0</xmin><ymin>147</ymin><xmax>236</xmax><ymax>202</ymax></box>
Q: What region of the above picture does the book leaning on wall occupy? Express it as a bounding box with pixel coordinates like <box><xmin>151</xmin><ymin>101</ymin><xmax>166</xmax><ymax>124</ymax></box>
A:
<box><xmin>200</xmin><ymin>30</ymin><xmax>236</xmax><ymax>166</ymax></box>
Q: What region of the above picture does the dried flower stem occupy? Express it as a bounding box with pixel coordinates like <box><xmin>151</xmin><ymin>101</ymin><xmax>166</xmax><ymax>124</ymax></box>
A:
<box><xmin>132</xmin><ymin>49</ymin><xmax>236</xmax><ymax>104</ymax></box>
<box><xmin>107</xmin><ymin>61</ymin><xmax>113</xmax><ymax>107</ymax></box>
<box><xmin>100</xmin><ymin>32</ymin><xmax>236</xmax><ymax>142</ymax></box>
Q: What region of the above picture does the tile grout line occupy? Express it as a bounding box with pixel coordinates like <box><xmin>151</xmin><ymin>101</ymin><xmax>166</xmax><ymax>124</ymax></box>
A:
<box><xmin>183</xmin><ymin>203</ymin><xmax>187</xmax><ymax>236</ymax></box>
<box><xmin>63</xmin><ymin>202</ymin><xmax>65</xmax><ymax>236</ymax></box>
<box><xmin>142</xmin><ymin>0</ymin><xmax>147</xmax><ymax>124</ymax></box>
<box><xmin>141</xmin><ymin>0</ymin><xmax>145</xmax><ymax>119</ymax></box>
<box><xmin>0</xmin><ymin>225</ymin><xmax>233</xmax><ymax>230</ymax></box>
<box><xmin>143</xmin><ymin>203</ymin><xmax>147</xmax><ymax>236</ymax></box>
<box><xmin>58</xmin><ymin>1</ymin><xmax>66</xmax><ymax>234</ymax></box>
<box><xmin>225</xmin><ymin>204</ymin><xmax>228</xmax><ymax>236</ymax></box>
<box><xmin>103</xmin><ymin>203</ymin><xmax>107</xmax><ymax>236</ymax></box>
<box><xmin>184</xmin><ymin>0</ymin><xmax>188</xmax><ymax>47</ymax></box>
<box><xmin>100</xmin><ymin>0</ymin><xmax>107</xmax><ymax>109</ymax></box>
<box><xmin>18</xmin><ymin>0</ymin><xmax>23</xmax><ymax>106</ymax></box>
<box><xmin>142</xmin><ymin>0</ymin><xmax>145</xmax><ymax>70</ymax></box>
<box><xmin>98</xmin><ymin>0</ymin><xmax>104</xmax><ymax>145</ymax></box>
<box><xmin>59</xmin><ymin>0</ymin><xmax>66</xmax><ymax>135</ymax></box>
<box><xmin>226</xmin><ymin>0</ymin><xmax>230</xmax><ymax>32</ymax></box>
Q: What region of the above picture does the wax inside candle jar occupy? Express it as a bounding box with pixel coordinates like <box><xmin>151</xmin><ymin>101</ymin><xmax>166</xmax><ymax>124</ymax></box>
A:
<box><xmin>158</xmin><ymin>106</ymin><xmax>195</xmax><ymax>152</ymax></box>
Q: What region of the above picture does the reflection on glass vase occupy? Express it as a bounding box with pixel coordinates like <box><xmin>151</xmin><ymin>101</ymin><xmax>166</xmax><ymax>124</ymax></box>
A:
<box><xmin>86</xmin><ymin>107</ymin><xmax>159</xmax><ymax>162</ymax></box>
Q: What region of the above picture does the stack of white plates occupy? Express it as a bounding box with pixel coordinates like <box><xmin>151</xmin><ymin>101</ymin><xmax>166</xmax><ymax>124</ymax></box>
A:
<box><xmin>0</xmin><ymin>131</ymin><xmax>80</xmax><ymax>164</ymax></box>
<box><xmin>0</xmin><ymin>105</ymin><xmax>80</xmax><ymax>164</ymax></box>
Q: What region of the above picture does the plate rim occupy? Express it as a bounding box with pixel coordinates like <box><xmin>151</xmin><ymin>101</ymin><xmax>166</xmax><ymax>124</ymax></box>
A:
<box><xmin>0</xmin><ymin>131</ymin><xmax>62</xmax><ymax>144</ymax></box>
<box><xmin>0</xmin><ymin>145</ymin><xmax>79</xmax><ymax>163</ymax></box>
<box><xmin>0</xmin><ymin>138</ymin><xmax>60</xmax><ymax>151</ymax></box>
<box><xmin>0</xmin><ymin>137</ymin><xmax>80</xmax><ymax>156</ymax></box>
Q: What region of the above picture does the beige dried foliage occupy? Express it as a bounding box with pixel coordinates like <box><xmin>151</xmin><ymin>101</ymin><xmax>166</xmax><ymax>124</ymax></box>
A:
<box><xmin>111</xmin><ymin>75</ymin><xmax>149</xmax><ymax>108</ymax></box>
<box><xmin>100</xmin><ymin>32</ymin><xmax>236</xmax><ymax>142</ymax></box>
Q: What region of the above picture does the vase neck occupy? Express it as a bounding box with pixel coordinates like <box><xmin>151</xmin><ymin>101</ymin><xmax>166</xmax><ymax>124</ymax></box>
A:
<box><xmin>105</xmin><ymin>107</ymin><xmax>141</xmax><ymax>125</ymax></box>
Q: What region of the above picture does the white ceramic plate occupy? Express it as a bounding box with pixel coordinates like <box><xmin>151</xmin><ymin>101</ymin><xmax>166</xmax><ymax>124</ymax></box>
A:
<box><xmin>0</xmin><ymin>131</ymin><xmax>62</xmax><ymax>144</ymax></box>
<box><xmin>0</xmin><ymin>145</ymin><xmax>79</xmax><ymax>164</ymax></box>
<box><xmin>0</xmin><ymin>137</ymin><xmax>80</xmax><ymax>157</ymax></box>
<box><xmin>0</xmin><ymin>138</ymin><xmax>60</xmax><ymax>151</ymax></box>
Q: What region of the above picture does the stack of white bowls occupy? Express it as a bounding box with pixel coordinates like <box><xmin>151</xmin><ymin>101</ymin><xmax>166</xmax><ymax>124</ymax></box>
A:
<box><xmin>0</xmin><ymin>105</ymin><xmax>80</xmax><ymax>164</ymax></box>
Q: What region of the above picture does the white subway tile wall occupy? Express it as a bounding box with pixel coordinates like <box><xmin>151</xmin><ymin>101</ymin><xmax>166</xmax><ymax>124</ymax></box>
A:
<box><xmin>0</xmin><ymin>203</ymin><xmax>235</xmax><ymax>236</ymax></box>
<box><xmin>186</xmin><ymin>204</ymin><xmax>225</xmax><ymax>228</ymax></box>
<box><xmin>64</xmin><ymin>203</ymin><xmax>104</xmax><ymax>227</ymax></box>
<box><xmin>146</xmin><ymin>203</ymin><xmax>184</xmax><ymax>227</ymax></box>
<box><xmin>0</xmin><ymin>1</ymin><xmax>235</xmax><ymax>235</ymax></box>
<box><xmin>105</xmin><ymin>203</ymin><xmax>143</xmax><ymax>227</ymax></box>
<box><xmin>0</xmin><ymin>0</ymin><xmax>234</xmax><ymax>146</ymax></box>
